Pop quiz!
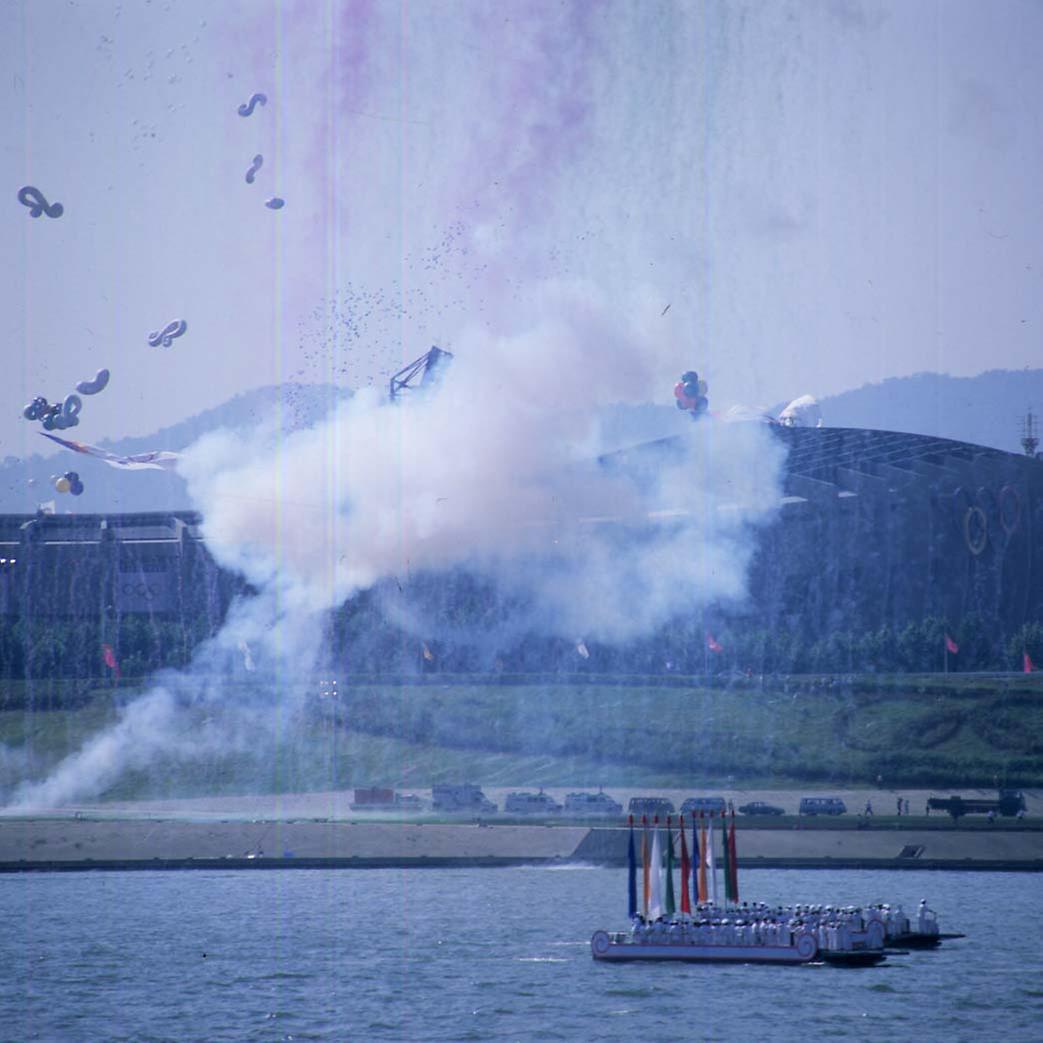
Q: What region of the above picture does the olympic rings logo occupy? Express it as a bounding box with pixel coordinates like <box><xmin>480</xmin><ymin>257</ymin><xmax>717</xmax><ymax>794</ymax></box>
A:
<box><xmin>120</xmin><ymin>582</ymin><xmax>157</xmax><ymax>598</ymax></box>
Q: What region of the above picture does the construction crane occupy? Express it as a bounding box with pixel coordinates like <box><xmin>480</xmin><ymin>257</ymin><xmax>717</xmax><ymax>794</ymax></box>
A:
<box><xmin>389</xmin><ymin>346</ymin><xmax>453</xmax><ymax>401</ymax></box>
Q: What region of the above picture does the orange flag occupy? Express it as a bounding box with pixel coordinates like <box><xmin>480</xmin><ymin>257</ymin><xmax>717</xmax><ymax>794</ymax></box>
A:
<box><xmin>697</xmin><ymin>814</ymin><xmax>708</xmax><ymax>903</ymax></box>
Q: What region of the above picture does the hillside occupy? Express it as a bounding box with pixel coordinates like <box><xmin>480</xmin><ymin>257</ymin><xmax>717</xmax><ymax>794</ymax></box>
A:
<box><xmin>0</xmin><ymin>383</ymin><xmax>350</xmax><ymax>515</ymax></box>
<box><xmin>819</xmin><ymin>369</ymin><xmax>1043</xmax><ymax>453</ymax></box>
<box><xmin>3</xmin><ymin>369</ymin><xmax>1039</xmax><ymax>514</ymax></box>
<box><xmin>3</xmin><ymin>674</ymin><xmax>1041</xmax><ymax>801</ymax></box>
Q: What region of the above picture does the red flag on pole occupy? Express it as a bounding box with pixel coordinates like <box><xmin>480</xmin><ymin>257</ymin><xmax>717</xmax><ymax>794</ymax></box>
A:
<box><xmin>706</xmin><ymin>633</ymin><xmax>723</xmax><ymax>653</ymax></box>
<box><xmin>945</xmin><ymin>634</ymin><xmax>959</xmax><ymax>654</ymax></box>
<box><xmin>102</xmin><ymin>643</ymin><xmax>120</xmax><ymax>679</ymax></box>
<box><xmin>1025</xmin><ymin>651</ymin><xmax>1035</xmax><ymax>674</ymax></box>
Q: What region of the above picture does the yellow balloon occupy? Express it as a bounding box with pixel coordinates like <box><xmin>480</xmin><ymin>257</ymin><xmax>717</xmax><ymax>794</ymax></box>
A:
<box><xmin>55</xmin><ymin>476</ymin><xmax>71</xmax><ymax>494</ymax></box>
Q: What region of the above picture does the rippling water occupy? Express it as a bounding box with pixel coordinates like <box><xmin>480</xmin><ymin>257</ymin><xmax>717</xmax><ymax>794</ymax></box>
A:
<box><xmin>1</xmin><ymin>867</ymin><xmax>1040</xmax><ymax>1041</ymax></box>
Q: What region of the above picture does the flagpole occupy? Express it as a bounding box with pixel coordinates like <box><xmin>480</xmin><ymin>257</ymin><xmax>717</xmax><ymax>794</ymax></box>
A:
<box><xmin>649</xmin><ymin>816</ymin><xmax>663</xmax><ymax>921</ymax></box>
<box><xmin>708</xmin><ymin>813</ymin><xmax>718</xmax><ymax>908</ymax></box>
<box><xmin>641</xmin><ymin>815</ymin><xmax>650</xmax><ymax>921</ymax></box>
<box><xmin>729</xmin><ymin>806</ymin><xmax>739</xmax><ymax>906</ymax></box>
<box><xmin>679</xmin><ymin>814</ymin><xmax>691</xmax><ymax>918</ymax></box>
<box><xmin>721</xmin><ymin>809</ymin><xmax>731</xmax><ymax>908</ymax></box>
<box><xmin>696</xmin><ymin>813</ymin><xmax>707</xmax><ymax>904</ymax></box>
<box><xmin>664</xmin><ymin>815</ymin><xmax>676</xmax><ymax>918</ymax></box>
<box><xmin>691</xmin><ymin>816</ymin><xmax>698</xmax><ymax>909</ymax></box>
<box><xmin>627</xmin><ymin>815</ymin><xmax>637</xmax><ymax>922</ymax></box>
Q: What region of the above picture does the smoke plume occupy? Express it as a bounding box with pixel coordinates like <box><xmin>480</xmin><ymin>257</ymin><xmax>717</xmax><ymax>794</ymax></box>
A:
<box><xmin>9</xmin><ymin>281</ymin><xmax>784</xmax><ymax>808</ymax></box>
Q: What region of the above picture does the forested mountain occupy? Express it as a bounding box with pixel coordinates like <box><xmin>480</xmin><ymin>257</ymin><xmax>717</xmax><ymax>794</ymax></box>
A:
<box><xmin>3</xmin><ymin>370</ymin><xmax>1040</xmax><ymax>513</ymax></box>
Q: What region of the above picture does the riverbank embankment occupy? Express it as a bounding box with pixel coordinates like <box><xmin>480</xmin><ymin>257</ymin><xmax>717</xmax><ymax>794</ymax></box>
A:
<box><xmin>2</xmin><ymin>818</ymin><xmax>1040</xmax><ymax>873</ymax></box>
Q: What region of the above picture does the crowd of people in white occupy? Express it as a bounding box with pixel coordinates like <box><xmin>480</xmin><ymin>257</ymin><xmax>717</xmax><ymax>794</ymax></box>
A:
<box><xmin>623</xmin><ymin>899</ymin><xmax>938</xmax><ymax>950</ymax></box>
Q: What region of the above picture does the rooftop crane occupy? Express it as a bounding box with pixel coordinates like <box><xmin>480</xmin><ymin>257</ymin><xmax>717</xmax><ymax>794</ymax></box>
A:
<box><xmin>389</xmin><ymin>346</ymin><xmax>453</xmax><ymax>401</ymax></box>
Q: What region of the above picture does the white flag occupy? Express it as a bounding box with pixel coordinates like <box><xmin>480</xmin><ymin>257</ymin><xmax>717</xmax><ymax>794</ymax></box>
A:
<box><xmin>648</xmin><ymin>824</ymin><xmax>664</xmax><ymax>921</ymax></box>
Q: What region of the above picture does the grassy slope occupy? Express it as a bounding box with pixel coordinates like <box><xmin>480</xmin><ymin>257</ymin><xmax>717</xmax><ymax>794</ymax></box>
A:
<box><xmin>2</xmin><ymin>674</ymin><xmax>1041</xmax><ymax>799</ymax></box>
<box><xmin>337</xmin><ymin>675</ymin><xmax>1043</xmax><ymax>788</ymax></box>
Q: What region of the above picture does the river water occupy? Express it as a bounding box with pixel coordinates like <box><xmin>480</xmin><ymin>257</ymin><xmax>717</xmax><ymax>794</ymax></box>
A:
<box><xmin>1</xmin><ymin>867</ymin><xmax>1039</xmax><ymax>1042</ymax></box>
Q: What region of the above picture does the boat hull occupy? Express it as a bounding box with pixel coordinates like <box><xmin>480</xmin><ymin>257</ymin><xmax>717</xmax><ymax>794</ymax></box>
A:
<box><xmin>820</xmin><ymin>949</ymin><xmax>888</xmax><ymax>967</ymax></box>
<box><xmin>890</xmin><ymin>931</ymin><xmax>964</xmax><ymax>949</ymax></box>
<box><xmin>591</xmin><ymin>930</ymin><xmax>822</xmax><ymax>965</ymax></box>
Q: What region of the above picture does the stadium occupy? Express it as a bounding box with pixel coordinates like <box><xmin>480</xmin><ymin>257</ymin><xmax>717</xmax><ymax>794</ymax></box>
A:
<box><xmin>1</xmin><ymin>424</ymin><xmax>1041</xmax><ymax>677</ymax></box>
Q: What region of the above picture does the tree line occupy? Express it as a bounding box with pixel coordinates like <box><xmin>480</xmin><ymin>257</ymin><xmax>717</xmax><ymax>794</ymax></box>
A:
<box><xmin>0</xmin><ymin>602</ymin><xmax>1039</xmax><ymax>684</ymax></box>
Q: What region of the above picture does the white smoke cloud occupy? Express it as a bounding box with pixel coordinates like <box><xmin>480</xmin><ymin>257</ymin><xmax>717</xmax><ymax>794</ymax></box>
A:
<box><xmin>180</xmin><ymin>280</ymin><xmax>785</xmax><ymax>641</ymax></box>
<box><xmin>10</xmin><ymin>591</ymin><xmax>328</xmax><ymax>810</ymax></box>
<box><xmin>6</xmin><ymin>280</ymin><xmax>785</xmax><ymax>809</ymax></box>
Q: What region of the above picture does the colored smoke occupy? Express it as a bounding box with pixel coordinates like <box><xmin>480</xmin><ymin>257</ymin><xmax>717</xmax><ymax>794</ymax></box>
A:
<box><xmin>7</xmin><ymin>2</ymin><xmax>812</xmax><ymax>809</ymax></box>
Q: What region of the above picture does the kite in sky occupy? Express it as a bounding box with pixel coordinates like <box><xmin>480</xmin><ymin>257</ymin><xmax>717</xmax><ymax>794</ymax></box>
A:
<box><xmin>40</xmin><ymin>432</ymin><xmax>180</xmax><ymax>472</ymax></box>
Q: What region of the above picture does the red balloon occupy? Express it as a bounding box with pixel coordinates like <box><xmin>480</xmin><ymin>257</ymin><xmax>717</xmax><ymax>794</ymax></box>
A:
<box><xmin>674</xmin><ymin>381</ymin><xmax>698</xmax><ymax>410</ymax></box>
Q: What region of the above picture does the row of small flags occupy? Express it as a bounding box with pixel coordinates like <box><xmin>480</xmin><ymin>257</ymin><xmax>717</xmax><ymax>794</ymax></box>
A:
<box><xmin>627</xmin><ymin>813</ymin><xmax>739</xmax><ymax>921</ymax></box>
<box><xmin>97</xmin><ymin>635</ymin><xmax>1035</xmax><ymax>679</ymax></box>
<box><xmin>437</xmin><ymin>630</ymin><xmax>1037</xmax><ymax>670</ymax></box>
<box><xmin>946</xmin><ymin>633</ymin><xmax>1035</xmax><ymax>672</ymax></box>
<box><xmin>708</xmin><ymin>631</ymin><xmax>1035</xmax><ymax>672</ymax></box>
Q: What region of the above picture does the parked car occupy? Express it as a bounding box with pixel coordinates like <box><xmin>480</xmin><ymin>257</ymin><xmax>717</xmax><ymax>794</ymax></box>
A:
<box><xmin>431</xmin><ymin>784</ymin><xmax>497</xmax><ymax>814</ymax></box>
<box><xmin>350</xmin><ymin>788</ymin><xmax>426</xmax><ymax>811</ymax></box>
<box><xmin>563</xmin><ymin>790</ymin><xmax>623</xmax><ymax>816</ymax></box>
<box><xmin>799</xmin><ymin>797</ymin><xmax>847</xmax><ymax>816</ymax></box>
<box><xmin>627</xmin><ymin>796</ymin><xmax>676</xmax><ymax>818</ymax></box>
<box><xmin>737</xmin><ymin>801</ymin><xmax>785</xmax><ymax>816</ymax></box>
<box><xmin>680</xmin><ymin>796</ymin><xmax>727</xmax><ymax>817</ymax></box>
<box><xmin>504</xmin><ymin>790</ymin><xmax>563</xmax><ymax>815</ymax></box>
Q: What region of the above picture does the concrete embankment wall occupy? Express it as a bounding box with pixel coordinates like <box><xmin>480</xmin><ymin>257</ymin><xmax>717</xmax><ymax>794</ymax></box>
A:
<box><xmin>1</xmin><ymin>820</ymin><xmax>1041</xmax><ymax>872</ymax></box>
<box><xmin>573</xmin><ymin>827</ymin><xmax>1043</xmax><ymax>871</ymax></box>
<box><xmin>0</xmin><ymin>820</ymin><xmax>589</xmax><ymax>871</ymax></box>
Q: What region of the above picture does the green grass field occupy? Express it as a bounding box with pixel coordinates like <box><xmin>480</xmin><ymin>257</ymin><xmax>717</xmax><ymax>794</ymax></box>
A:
<box><xmin>2</xmin><ymin>673</ymin><xmax>1041</xmax><ymax>800</ymax></box>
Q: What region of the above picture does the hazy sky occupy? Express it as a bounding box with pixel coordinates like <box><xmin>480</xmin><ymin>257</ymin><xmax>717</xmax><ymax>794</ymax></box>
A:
<box><xmin>4</xmin><ymin>0</ymin><xmax>1041</xmax><ymax>460</ymax></box>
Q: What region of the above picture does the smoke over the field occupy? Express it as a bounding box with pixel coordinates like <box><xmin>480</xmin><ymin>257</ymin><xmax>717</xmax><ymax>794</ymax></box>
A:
<box><xmin>8</xmin><ymin>282</ymin><xmax>784</xmax><ymax>809</ymax></box>
<box><xmin>6</xmin><ymin>1</ymin><xmax>806</xmax><ymax>809</ymax></box>
<box><xmin>183</xmin><ymin>280</ymin><xmax>783</xmax><ymax>644</ymax></box>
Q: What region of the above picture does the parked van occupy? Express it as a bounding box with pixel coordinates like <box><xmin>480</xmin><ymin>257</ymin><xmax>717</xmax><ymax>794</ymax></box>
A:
<box><xmin>627</xmin><ymin>796</ymin><xmax>676</xmax><ymax>817</ymax></box>
<box><xmin>564</xmin><ymin>791</ymin><xmax>623</xmax><ymax>816</ymax></box>
<box><xmin>504</xmin><ymin>790</ymin><xmax>563</xmax><ymax>815</ymax></box>
<box><xmin>799</xmin><ymin>796</ymin><xmax>847</xmax><ymax>816</ymax></box>
<box><xmin>680</xmin><ymin>796</ymin><xmax>727</xmax><ymax>816</ymax></box>
<box><xmin>431</xmin><ymin>784</ymin><xmax>497</xmax><ymax>814</ymax></box>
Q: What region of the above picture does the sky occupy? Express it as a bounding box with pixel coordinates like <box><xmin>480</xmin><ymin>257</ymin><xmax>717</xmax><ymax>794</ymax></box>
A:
<box><xmin>3</xmin><ymin>0</ymin><xmax>1042</xmax><ymax>462</ymax></box>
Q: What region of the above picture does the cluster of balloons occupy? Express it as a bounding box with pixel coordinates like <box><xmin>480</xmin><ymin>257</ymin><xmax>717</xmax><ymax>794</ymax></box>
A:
<box><xmin>236</xmin><ymin>91</ymin><xmax>285</xmax><ymax>209</ymax></box>
<box><xmin>22</xmin><ymin>369</ymin><xmax>110</xmax><ymax>432</ymax></box>
<box><xmin>237</xmin><ymin>92</ymin><xmax>267</xmax><ymax>117</ymax></box>
<box><xmin>147</xmin><ymin>319</ymin><xmax>187</xmax><ymax>348</ymax></box>
<box><xmin>23</xmin><ymin>393</ymin><xmax>82</xmax><ymax>430</ymax></box>
<box><xmin>245</xmin><ymin>154</ymin><xmax>263</xmax><ymax>183</ymax></box>
<box><xmin>673</xmin><ymin>370</ymin><xmax>709</xmax><ymax>416</ymax></box>
<box><xmin>76</xmin><ymin>368</ymin><xmax>110</xmax><ymax>396</ymax></box>
<box><xmin>53</xmin><ymin>470</ymin><xmax>84</xmax><ymax>496</ymax></box>
<box><xmin>17</xmin><ymin>184</ymin><xmax>63</xmax><ymax>219</ymax></box>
